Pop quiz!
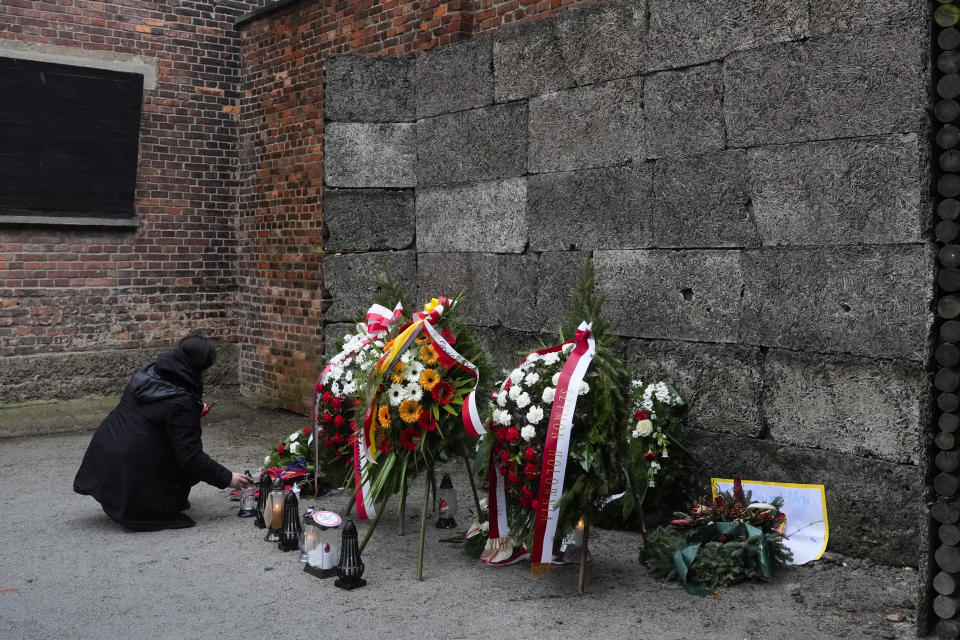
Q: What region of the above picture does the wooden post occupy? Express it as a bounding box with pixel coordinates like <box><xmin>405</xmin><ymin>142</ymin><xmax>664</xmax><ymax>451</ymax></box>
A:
<box><xmin>577</xmin><ymin>516</ymin><xmax>591</xmax><ymax>596</ymax></box>
<box><xmin>460</xmin><ymin>442</ymin><xmax>483</xmax><ymax>519</ymax></box>
<box><xmin>417</xmin><ymin>472</ymin><xmax>431</xmax><ymax>581</ymax></box>
<box><xmin>358</xmin><ymin>487</ymin><xmax>392</xmax><ymax>553</ymax></box>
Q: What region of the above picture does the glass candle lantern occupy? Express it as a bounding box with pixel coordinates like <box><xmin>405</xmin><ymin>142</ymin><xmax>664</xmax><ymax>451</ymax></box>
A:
<box><xmin>436</xmin><ymin>473</ymin><xmax>458</xmax><ymax>529</ymax></box>
<box><xmin>278</xmin><ymin>490</ymin><xmax>302</xmax><ymax>552</ymax></box>
<box><xmin>263</xmin><ymin>483</ymin><xmax>284</xmax><ymax>542</ymax></box>
<box><xmin>303</xmin><ymin>511</ymin><xmax>342</xmax><ymax>579</ymax></box>
<box><xmin>334</xmin><ymin>520</ymin><xmax>366</xmax><ymax>590</ymax></box>
<box><xmin>298</xmin><ymin>505</ymin><xmax>315</xmax><ymax>564</ymax></box>
<box><xmin>237</xmin><ymin>470</ymin><xmax>256</xmax><ymax>518</ymax></box>
<box><xmin>254</xmin><ymin>471</ymin><xmax>272</xmax><ymax>529</ymax></box>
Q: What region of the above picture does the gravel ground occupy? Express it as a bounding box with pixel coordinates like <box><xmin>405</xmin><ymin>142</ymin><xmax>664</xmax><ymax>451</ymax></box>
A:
<box><xmin>0</xmin><ymin>407</ymin><xmax>922</xmax><ymax>639</ymax></box>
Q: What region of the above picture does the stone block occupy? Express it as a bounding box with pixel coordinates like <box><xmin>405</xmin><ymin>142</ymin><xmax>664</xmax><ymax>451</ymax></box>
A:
<box><xmin>594</xmin><ymin>250</ymin><xmax>744</xmax><ymax>343</ymax></box>
<box><xmin>416</xmin><ymin>178</ymin><xmax>527</xmax><ymax>253</ymax></box>
<box><xmin>417</xmin><ymin>102</ymin><xmax>527</xmax><ymax>186</ymax></box>
<box><xmin>536</xmin><ymin>251</ymin><xmax>591</xmax><ymax>333</ymax></box>
<box><xmin>322</xmin><ymin>322</ymin><xmax>355</xmax><ymax>359</ymax></box>
<box><xmin>493</xmin><ymin>18</ymin><xmax>575</xmax><ymax>102</ymax></box>
<box><xmin>748</xmin><ymin>134</ymin><xmax>927</xmax><ymax>246</ymax></box>
<box><xmin>553</xmin><ymin>0</ymin><xmax>648</xmax><ymax>85</ymax></box>
<box><xmin>688</xmin><ymin>430</ymin><xmax>925</xmax><ymax>566</ymax></box>
<box><xmin>724</xmin><ymin>24</ymin><xmax>927</xmax><ymax>146</ymax></box>
<box><xmin>809</xmin><ymin>0</ymin><xmax>924</xmax><ymax>35</ymax></box>
<box><xmin>416</xmin><ymin>37</ymin><xmax>493</xmax><ymax>118</ymax></box>
<box><xmin>324</xmin><ymin>123</ymin><xmax>416</xmax><ymax>188</ymax></box>
<box><xmin>325</xmin><ymin>55</ymin><xmax>415</xmax><ymax>122</ymax></box>
<box><xmin>527</xmin><ymin>166</ymin><xmax>652</xmax><ymax>251</ymax></box>
<box><xmin>417</xmin><ymin>252</ymin><xmax>499</xmax><ymax>327</ymax></box>
<box><xmin>652</xmin><ymin>150</ymin><xmax>758</xmax><ymax>248</ymax></box>
<box><xmin>528</xmin><ymin>77</ymin><xmax>643</xmax><ymax>173</ymax></box>
<box><xmin>471</xmin><ymin>326</ymin><xmax>546</xmax><ymax>382</ymax></box>
<box><xmin>625</xmin><ymin>339</ymin><xmax>764</xmax><ymax>437</ymax></box>
<box><xmin>762</xmin><ymin>349</ymin><xmax>927</xmax><ymax>464</ymax></box>
<box><xmin>644</xmin><ymin>64</ymin><xmax>724</xmax><ymax>159</ymax></box>
<box><xmin>323</xmin><ymin>250</ymin><xmax>416</xmax><ymax>322</ymax></box>
<box><xmin>740</xmin><ymin>245</ymin><xmax>935</xmax><ymax>361</ymax></box>
<box><xmin>496</xmin><ymin>254</ymin><xmax>541</xmax><ymax>332</ymax></box>
<box><xmin>323</xmin><ymin>188</ymin><xmax>415</xmax><ymax>251</ymax></box>
<box><xmin>646</xmin><ymin>0</ymin><xmax>808</xmax><ymax>71</ymax></box>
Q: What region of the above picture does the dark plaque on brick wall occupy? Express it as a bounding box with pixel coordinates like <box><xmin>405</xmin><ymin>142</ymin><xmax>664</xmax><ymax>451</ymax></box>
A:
<box><xmin>0</xmin><ymin>57</ymin><xmax>143</xmax><ymax>221</ymax></box>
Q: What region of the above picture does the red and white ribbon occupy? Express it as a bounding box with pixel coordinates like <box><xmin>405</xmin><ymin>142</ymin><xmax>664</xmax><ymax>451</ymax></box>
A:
<box><xmin>530</xmin><ymin>322</ymin><xmax>594</xmax><ymax>575</ymax></box>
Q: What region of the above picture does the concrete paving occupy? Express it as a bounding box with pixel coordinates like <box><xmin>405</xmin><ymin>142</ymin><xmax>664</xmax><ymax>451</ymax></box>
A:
<box><xmin>0</xmin><ymin>406</ymin><xmax>921</xmax><ymax>639</ymax></box>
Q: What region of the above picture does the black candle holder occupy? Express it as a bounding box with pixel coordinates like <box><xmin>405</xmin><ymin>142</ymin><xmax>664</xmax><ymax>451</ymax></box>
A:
<box><xmin>254</xmin><ymin>471</ymin><xmax>271</xmax><ymax>529</ymax></box>
<box><xmin>278</xmin><ymin>490</ymin><xmax>302</xmax><ymax>552</ymax></box>
<box><xmin>335</xmin><ymin>520</ymin><xmax>367</xmax><ymax>590</ymax></box>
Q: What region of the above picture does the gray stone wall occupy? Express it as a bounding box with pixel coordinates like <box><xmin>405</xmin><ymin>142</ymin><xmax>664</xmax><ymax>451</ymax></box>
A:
<box><xmin>321</xmin><ymin>0</ymin><xmax>933</xmax><ymax>566</ymax></box>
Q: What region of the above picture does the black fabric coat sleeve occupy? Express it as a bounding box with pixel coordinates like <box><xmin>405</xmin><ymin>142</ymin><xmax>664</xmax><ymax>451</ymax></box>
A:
<box><xmin>164</xmin><ymin>397</ymin><xmax>232</xmax><ymax>490</ymax></box>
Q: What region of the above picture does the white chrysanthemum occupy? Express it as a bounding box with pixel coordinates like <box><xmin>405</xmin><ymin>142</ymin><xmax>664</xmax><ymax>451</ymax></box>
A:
<box><xmin>578</xmin><ymin>381</ymin><xmax>589</xmax><ymax>396</ymax></box>
<box><xmin>526</xmin><ymin>405</ymin><xmax>544</xmax><ymax>424</ymax></box>
<box><xmin>330</xmin><ymin>381</ymin><xmax>341</xmax><ymax>396</ymax></box>
<box><xmin>493</xmin><ymin>409</ymin><xmax>511</xmax><ymax>426</ymax></box>
<box><xmin>543</xmin><ymin>352</ymin><xmax>560</xmax><ymax>365</ymax></box>
<box><xmin>342</xmin><ymin>333</ymin><xmax>354</xmax><ymax>344</ymax></box>
<box><xmin>497</xmin><ymin>392</ymin><xmax>507</xmax><ymax>407</ymax></box>
<box><xmin>345</xmin><ymin>369</ymin><xmax>354</xmax><ymax>382</ymax></box>
<box><xmin>520</xmin><ymin>425</ymin><xmax>536</xmax><ymax>441</ymax></box>
<box><xmin>542</xmin><ymin>387</ymin><xmax>555</xmax><ymax>403</ymax></box>
<box><xmin>524</xmin><ymin>371</ymin><xmax>540</xmax><ymax>387</ymax></box>
<box><xmin>290</xmin><ymin>442</ymin><xmax>302</xmax><ymax>455</ymax></box>
<box><xmin>516</xmin><ymin>392</ymin><xmax>531</xmax><ymax>409</ymax></box>
<box><xmin>400</xmin><ymin>350</ymin><xmax>413</xmax><ymax>364</ymax></box>
<box><xmin>342</xmin><ymin>381</ymin><xmax>356</xmax><ymax>395</ymax></box>
<box><xmin>405</xmin><ymin>360</ymin><xmax>425</xmax><ymax>383</ymax></box>
<box><xmin>405</xmin><ymin>382</ymin><xmax>423</xmax><ymax>402</ymax></box>
<box><xmin>509</xmin><ymin>369</ymin><xmax>524</xmax><ymax>385</ymax></box>
<box><xmin>387</xmin><ymin>383</ymin><xmax>406</xmax><ymax>406</ymax></box>
<box><xmin>631</xmin><ymin>378</ymin><xmax>643</xmax><ymax>388</ymax></box>
<box><xmin>264</xmin><ymin>455</ymin><xmax>271</xmax><ymax>464</ymax></box>
<box><xmin>508</xmin><ymin>385</ymin><xmax>522</xmax><ymax>400</ymax></box>
<box><xmin>551</xmin><ymin>372</ymin><xmax>561</xmax><ymax>386</ymax></box>
<box><xmin>289</xmin><ymin>432</ymin><xmax>300</xmax><ymax>442</ymax></box>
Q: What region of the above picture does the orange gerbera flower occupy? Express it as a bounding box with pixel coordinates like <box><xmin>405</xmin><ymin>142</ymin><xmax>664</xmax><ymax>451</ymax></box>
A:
<box><xmin>414</xmin><ymin>334</ymin><xmax>429</xmax><ymax>345</ymax></box>
<box><xmin>394</xmin><ymin>361</ymin><xmax>405</xmax><ymax>373</ymax></box>
<box><xmin>378</xmin><ymin>406</ymin><xmax>392</xmax><ymax>429</ymax></box>
<box><xmin>392</xmin><ymin>373</ymin><xmax>406</xmax><ymax>384</ymax></box>
<box><xmin>419</xmin><ymin>344</ymin><xmax>438</xmax><ymax>365</ymax></box>
<box><xmin>419</xmin><ymin>368</ymin><xmax>440</xmax><ymax>391</ymax></box>
<box><xmin>398</xmin><ymin>399</ymin><xmax>422</xmax><ymax>424</ymax></box>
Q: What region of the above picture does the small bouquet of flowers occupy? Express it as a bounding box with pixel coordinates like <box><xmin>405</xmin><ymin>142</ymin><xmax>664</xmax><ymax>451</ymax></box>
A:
<box><xmin>645</xmin><ymin>477</ymin><xmax>792</xmax><ymax>595</ymax></box>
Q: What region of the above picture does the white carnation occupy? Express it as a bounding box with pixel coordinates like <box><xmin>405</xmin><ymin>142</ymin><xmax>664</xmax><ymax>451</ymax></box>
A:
<box><xmin>497</xmin><ymin>392</ymin><xmax>507</xmax><ymax>407</ymax></box>
<box><xmin>289</xmin><ymin>442</ymin><xmax>302</xmax><ymax>455</ymax></box>
<box><xmin>509</xmin><ymin>369</ymin><xmax>524</xmax><ymax>385</ymax></box>
<box><xmin>264</xmin><ymin>455</ymin><xmax>271</xmax><ymax>464</ymax></box>
<box><xmin>526</xmin><ymin>353</ymin><xmax>540</xmax><ymax>363</ymax></box>
<box><xmin>508</xmin><ymin>385</ymin><xmax>522</xmax><ymax>400</ymax></box>
<box><xmin>520</xmin><ymin>425</ymin><xmax>536</xmax><ymax>441</ymax></box>
<box><xmin>543</xmin><ymin>352</ymin><xmax>560</xmax><ymax>365</ymax></box>
<box><xmin>342</xmin><ymin>381</ymin><xmax>356</xmax><ymax>395</ymax></box>
<box><xmin>493</xmin><ymin>409</ymin><xmax>511</xmax><ymax>426</ymax></box>
<box><xmin>552</xmin><ymin>372</ymin><xmax>561</xmax><ymax>386</ymax></box>
<box><xmin>516</xmin><ymin>392</ymin><xmax>531</xmax><ymax>409</ymax></box>
<box><xmin>526</xmin><ymin>405</ymin><xmax>544</xmax><ymax>424</ymax></box>
<box><xmin>542</xmin><ymin>387</ymin><xmax>555</xmax><ymax>403</ymax></box>
<box><xmin>289</xmin><ymin>432</ymin><xmax>300</xmax><ymax>442</ymax></box>
<box><xmin>524</xmin><ymin>371</ymin><xmax>540</xmax><ymax>387</ymax></box>
<box><xmin>330</xmin><ymin>381</ymin><xmax>341</xmax><ymax>396</ymax></box>
<box><xmin>578</xmin><ymin>381</ymin><xmax>590</xmax><ymax>396</ymax></box>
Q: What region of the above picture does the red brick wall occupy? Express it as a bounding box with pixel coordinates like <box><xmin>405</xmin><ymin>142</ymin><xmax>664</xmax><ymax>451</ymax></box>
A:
<box><xmin>236</xmin><ymin>0</ymin><xmax>602</xmax><ymax>410</ymax></box>
<box><xmin>0</xmin><ymin>1</ymin><xmax>256</xmax><ymax>356</ymax></box>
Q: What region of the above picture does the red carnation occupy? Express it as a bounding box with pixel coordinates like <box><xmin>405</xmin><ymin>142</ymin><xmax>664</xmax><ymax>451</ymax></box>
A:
<box><xmin>324</xmin><ymin>435</ymin><xmax>333</xmax><ymax>449</ymax></box>
<box><xmin>644</xmin><ymin>452</ymin><xmax>657</xmax><ymax>462</ymax></box>
<box><xmin>315</xmin><ymin>382</ymin><xmax>323</xmax><ymax>392</ymax></box>
<box><xmin>524</xmin><ymin>446</ymin><xmax>537</xmax><ymax>462</ymax></box>
<box><xmin>322</xmin><ymin>412</ymin><xmax>333</xmax><ymax>424</ymax></box>
<box><xmin>519</xmin><ymin>496</ymin><xmax>530</xmax><ymax>508</ymax></box>
<box><xmin>531</xmin><ymin>499</ymin><xmax>539</xmax><ymax>511</ymax></box>
<box><xmin>432</xmin><ymin>380</ymin><xmax>455</xmax><ymax>405</ymax></box>
<box><xmin>303</xmin><ymin>427</ymin><xmax>311</xmax><ymax>435</ymax></box>
<box><xmin>400</xmin><ymin>427</ymin><xmax>421</xmax><ymax>451</ymax></box>
<box><xmin>634</xmin><ymin>410</ymin><xmax>648</xmax><ymax>420</ymax></box>
<box><xmin>334</xmin><ymin>414</ymin><xmax>346</xmax><ymax>428</ymax></box>
<box><xmin>332</xmin><ymin>397</ymin><xmax>342</xmax><ymax>409</ymax></box>
<box><xmin>437</xmin><ymin>351</ymin><xmax>456</xmax><ymax>370</ymax></box>
<box><xmin>499</xmin><ymin>450</ymin><xmax>511</xmax><ymax>463</ymax></box>
<box><xmin>349</xmin><ymin>419</ymin><xmax>356</xmax><ymax>428</ymax></box>
<box><xmin>323</xmin><ymin>392</ymin><xmax>332</xmax><ymax>404</ymax></box>
<box><xmin>277</xmin><ymin>443</ymin><xmax>285</xmax><ymax>454</ymax></box>
<box><xmin>379</xmin><ymin>439</ymin><xmax>391</xmax><ymax>455</ymax></box>
<box><xmin>496</xmin><ymin>427</ymin><xmax>508</xmax><ymax>442</ymax></box>
<box><xmin>508</xmin><ymin>471</ymin><xmax>521</xmax><ymax>485</ymax></box>
<box><xmin>440</xmin><ymin>328</ymin><xmax>456</xmax><ymax>344</ymax></box>
<box><xmin>522</xmin><ymin>485</ymin><xmax>534</xmax><ymax>498</ymax></box>
<box><xmin>505</xmin><ymin>428</ymin><xmax>520</xmax><ymax>443</ymax></box>
<box><xmin>419</xmin><ymin>411</ymin><xmax>437</xmax><ymax>432</ymax></box>
<box><xmin>524</xmin><ymin>462</ymin><xmax>539</xmax><ymax>478</ymax></box>
<box><xmin>333</xmin><ymin>433</ymin><xmax>345</xmax><ymax>445</ymax></box>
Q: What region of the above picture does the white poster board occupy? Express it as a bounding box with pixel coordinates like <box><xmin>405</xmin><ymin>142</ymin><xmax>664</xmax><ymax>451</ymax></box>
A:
<box><xmin>712</xmin><ymin>478</ymin><xmax>828</xmax><ymax>565</ymax></box>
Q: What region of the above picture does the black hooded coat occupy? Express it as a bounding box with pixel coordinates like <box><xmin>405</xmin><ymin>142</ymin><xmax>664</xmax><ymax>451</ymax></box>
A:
<box><xmin>73</xmin><ymin>343</ymin><xmax>232</xmax><ymax>531</ymax></box>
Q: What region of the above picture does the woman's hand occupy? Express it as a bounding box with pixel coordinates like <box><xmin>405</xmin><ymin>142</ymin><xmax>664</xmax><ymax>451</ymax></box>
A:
<box><xmin>229</xmin><ymin>472</ymin><xmax>254</xmax><ymax>489</ymax></box>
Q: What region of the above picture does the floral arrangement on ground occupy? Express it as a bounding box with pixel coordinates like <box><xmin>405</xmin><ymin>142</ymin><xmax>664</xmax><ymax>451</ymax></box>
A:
<box><xmin>645</xmin><ymin>477</ymin><xmax>792</xmax><ymax>595</ymax></box>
